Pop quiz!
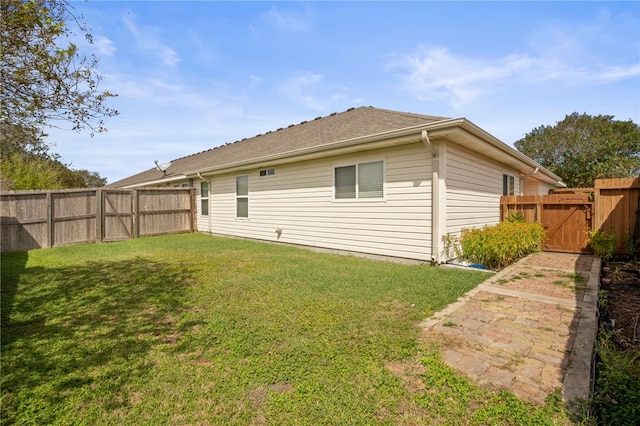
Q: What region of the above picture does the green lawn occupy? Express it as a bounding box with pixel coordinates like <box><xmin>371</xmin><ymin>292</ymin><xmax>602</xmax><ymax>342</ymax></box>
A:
<box><xmin>1</xmin><ymin>233</ymin><xmax>573</xmax><ymax>425</ymax></box>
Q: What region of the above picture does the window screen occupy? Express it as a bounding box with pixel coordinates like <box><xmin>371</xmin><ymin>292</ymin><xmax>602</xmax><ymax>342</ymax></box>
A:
<box><xmin>358</xmin><ymin>161</ymin><xmax>383</xmax><ymax>198</ymax></box>
<box><xmin>335</xmin><ymin>165</ymin><xmax>356</xmax><ymax>199</ymax></box>
<box><xmin>236</xmin><ymin>175</ymin><xmax>248</xmax><ymax>217</ymax></box>
<box><xmin>503</xmin><ymin>174</ymin><xmax>515</xmax><ymax>196</ymax></box>
<box><xmin>335</xmin><ymin>161</ymin><xmax>383</xmax><ymax>199</ymax></box>
<box><xmin>200</xmin><ymin>181</ymin><xmax>209</xmax><ymax>216</ymax></box>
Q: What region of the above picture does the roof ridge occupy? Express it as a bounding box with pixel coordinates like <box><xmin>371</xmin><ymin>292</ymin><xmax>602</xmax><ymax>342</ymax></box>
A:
<box><xmin>366</xmin><ymin>106</ymin><xmax>449</xmax><ymax>121</ymax></box>
<box><xmin>169</xmin><ymin>106</ymin><xmax>376</xmax><ymax>162</ymax></box>
<box><xmin>108</xmin><ymin>106</ymin><xmax>452</xmax><ymax>187</ymax></box>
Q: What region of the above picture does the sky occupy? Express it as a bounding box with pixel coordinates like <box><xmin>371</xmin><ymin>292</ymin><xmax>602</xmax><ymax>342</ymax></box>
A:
<box><xmin>48</xmin><ymin>1</ymin><xmax>640</xmax><ymax>184</ymax></box>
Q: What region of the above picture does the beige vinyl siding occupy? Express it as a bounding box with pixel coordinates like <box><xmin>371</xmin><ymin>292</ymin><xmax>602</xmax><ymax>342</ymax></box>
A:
<box><xmin>522</xmin><ymin>178</ymin><xmax>539</xmax><ymax>195</ymax></box>
<box><xmin>208</xmin><ymin>143</ymin><xmax>433</xmax><ymax>261</ymax></box>
<box><xmin>195</xmin><ymin>179</ymin><xmax>212</xmax><ymax>233</ymax></box>
<box><xmin>522</xmin><ymin>177</ymin><xmax>556</xmax><ymax>195</ymax></box>
<box><xmin>445</xmin><ymin>142</ymin><xmax>520</xmax><ymax>236</ymax></box>
<box><xmin>540</xmin><ymin>180</ymin><xmax>556</xmax><ymax>195</ymax></box>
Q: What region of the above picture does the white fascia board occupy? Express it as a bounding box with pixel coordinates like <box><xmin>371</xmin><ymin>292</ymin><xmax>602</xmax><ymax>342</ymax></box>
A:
<box><xmin>429</xmin><ymin>118</ymin><xmax>565</xmax><ymax>187</ymax></box>
<box><xmin>184</xmin><ymin>125</ymin><xmax>426</xmax><ymax>178</ymax></box>
<box><xmin>182</xmin><ymin>117</ymin><xmax>565</xmax><ymax>187</ymax></box>
<box><xmin>120</xmin><ymin>175</ymin><xmax>186</xmax><ymax>189</ymax></box>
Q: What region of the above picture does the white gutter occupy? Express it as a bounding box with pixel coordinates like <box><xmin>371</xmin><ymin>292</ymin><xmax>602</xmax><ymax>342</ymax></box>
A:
<box><xmin>183</xmin><ymin>118</ymin><xmax>563</xmax><ymax>187</ymax></box>
<box><xmin>428</xmin><ymin>119</ymin><xmax>565</xmax><ymax>187</ymax></box>
<box><xmin>185</xmin><ymin>125</ymin><xmax>424</xmax><ymax>178</ymax></box>
<box><xmin>522</xmin><ymin>167</ymin><xmax>539</xmax><ymax>178</ymax></box>
<box><xmin>121</xmin><ymin>174</ymin><xmax>184</xmax><ymax>189</ymax></box>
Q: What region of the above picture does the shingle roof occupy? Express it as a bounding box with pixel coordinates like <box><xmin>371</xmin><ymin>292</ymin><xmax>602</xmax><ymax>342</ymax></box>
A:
<box><xmin>108</xmin><ymin>106</ymin><xmax>450</xmax><ymax>188</ymax></box>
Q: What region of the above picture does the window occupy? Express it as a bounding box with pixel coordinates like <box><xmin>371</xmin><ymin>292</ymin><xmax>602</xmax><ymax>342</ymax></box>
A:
<box><xmin>503</xmin><ymin>174</ymin><xmax>515</xmax><ymax>195</ymax></box>
<box><xmin>200</xmin><ymin>181</ymin><xmax>209</xmax><ymax>216</ymax></box>
<box><xmin>236</xmin><ymin>175</ymin><xmax>249</xmax><ymax>218</ymax></box>
<box><xmin>335</xmin><ymin>161</ymin><xmax>383</xmax><ymax>199</ymax></box>
<box><xmin>259</xmin><ymin>168</ymin><xmax>275</xmax><ymax>177</ymax></box>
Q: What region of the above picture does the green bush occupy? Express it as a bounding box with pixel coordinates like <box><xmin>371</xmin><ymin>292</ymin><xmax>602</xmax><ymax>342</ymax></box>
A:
<box><xmin>587</xmin><ymin>229</ymin><xmax>617</xmax><ymax>260</ymax></box>
<box><xmin>506</xmin><ymin>211</ymin><xmax>525</xmax><ymax>223</ymax></box>
<box><xmin>458</xmin><ymin>221</ymin><xmax>547</xmax><ymax>270</ymax></box>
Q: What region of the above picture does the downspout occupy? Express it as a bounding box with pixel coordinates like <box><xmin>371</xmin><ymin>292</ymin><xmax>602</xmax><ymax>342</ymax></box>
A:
<box><xmin>197</xmin><ymin>173</ymin><xmax>212</xmax><ymax>235</ymax></box>
<box><xmin>422</xmin><ymin>130</ymin><xmax>442</xmax><ymax>263</ymax></box>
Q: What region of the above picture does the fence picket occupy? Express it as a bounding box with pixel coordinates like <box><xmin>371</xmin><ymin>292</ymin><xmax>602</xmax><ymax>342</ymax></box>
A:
<box><xmin>501</xmin><ymin>177</ymin><xmax>640</xmax><ymax>254</ymax></box>
<box><xmin>0</xmin><ymin>188</ymin><xmax>196</xmax><ymax>252</ymax></box>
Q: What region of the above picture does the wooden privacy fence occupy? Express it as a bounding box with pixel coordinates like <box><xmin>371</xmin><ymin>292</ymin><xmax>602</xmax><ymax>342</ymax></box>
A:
<box><xmin>1</xmin><ymin>188</ymin><xmax>196</xmax><ymax>253</ymax></box>
<box><xmin>593</xmin><ymin>177</ymin><xmax>640</xmax><ymax>254</ymax></box>
<box><xmin>501</xmin><ymin>193</ymin><xmax>594</xmax><ymax>253</ymax></box>
<box><xmin>501</xmin><ymin>177</ymin><xmax>640</xmax><ymax>254</ymax></box>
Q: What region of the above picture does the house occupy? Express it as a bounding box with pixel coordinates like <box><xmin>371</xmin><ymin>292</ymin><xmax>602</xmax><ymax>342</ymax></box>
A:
<box><xmin>109</xmin><ymin>107</ymin><xmax>564</xmax><ymax>262</ymax></box>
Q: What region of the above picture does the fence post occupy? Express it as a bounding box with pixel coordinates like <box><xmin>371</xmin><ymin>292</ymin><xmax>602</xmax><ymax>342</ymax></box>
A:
<box><xmin>96</xmin><ymin>189</ymin><xmax>103</xmax><ymax>242</ymax></box>
<box><xmin>190</xmin><ymin>187</ymin><xmax>197</xmax><ymax>232</ymax></box>
<box><xmin>132</xmin><ymin>189</ymin><xmax>139</xmax><ymax>239</ymax></box>
<box><xmin>47</xmin><ymin>192</ymin><xmax>54</xmax><ymax>248</ymax></box>
<box><xmin>536</xmin><ymin>197</ymin><xmax>543</xmax><ymax>223</ymax></box>
<box><xmin>593</xmin><ymin>180</ymin><xmax>602</xmax><ymax>232</ymax></box>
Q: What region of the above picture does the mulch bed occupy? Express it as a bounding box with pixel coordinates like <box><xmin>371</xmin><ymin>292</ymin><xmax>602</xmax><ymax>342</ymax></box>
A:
<box><xmin>600</xmin><ymin>259</ymin><xmax>640</xmax><ymax>350</ymax></box>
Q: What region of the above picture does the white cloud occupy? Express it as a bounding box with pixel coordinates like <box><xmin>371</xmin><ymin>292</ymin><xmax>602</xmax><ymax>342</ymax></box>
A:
<box><xmin>93</xmin><ymin>35</ymin><xmax>116</xmax><ymax>56</ymax></box>
<box><xmin>249</xmin><ymin>75</ymin><xmax>263</xmax><ymax>89</ymax></box>
<box><xmin>123</xmin><ymin>14</ymin><xmax>180</xmax><ymax>66</ymax></box>
<box><xmin>389</xmin><ymin>42</ymin><xmax>639</xmax><ymax>109</ymax></box>
<box><xmin>264</xmin><ymin>6</ymin><xmax>312</xmax><ymax>34</ymax></box>
<box><xmin>595</xmin><ymin>65</ymin><xmax>640</xmax><ymax>82</ymax></box>
<box><xmin>388</xmin><ymin>11</ymin><xmax>639</xmax><ymax>109</ymax></box>
<box><xmin>387</xmin><ymin>46</ymin><xmax>534</xmax><ymax>108</ymax></box>
<box><xmin>280</xmin><ymin>72</ymin><xmax>348</xmax><ymax>111</ymax></box>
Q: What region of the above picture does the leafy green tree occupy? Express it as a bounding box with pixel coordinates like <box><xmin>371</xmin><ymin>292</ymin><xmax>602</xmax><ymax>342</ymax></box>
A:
<box><xmin>0</xmin><ymin>150</ymin><xmax>107</xmax><ymax>190</ymax></box>
<box><xmin>0</xmin><ymin>151</ymin><xmax>64</xmax><ymax>190</ymax></box>
<box><xmin>514</xmin><ymin>113</ymin><xmax>640</xmax><ymax>188</ymax></box>
<box><xmin>1</xmin><ymin>0</ymin><xmax>117</xmax><ymax>189</ymax></box>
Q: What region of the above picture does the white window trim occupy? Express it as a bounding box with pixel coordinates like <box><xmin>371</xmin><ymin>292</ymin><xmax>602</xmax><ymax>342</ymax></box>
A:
<box><xmin>200</xmin><ymin>181</ymin><xmax>209</xmax><ymax>216</ymax></box>
<box><xmin>333</xmin><ymin>159</ymin><xmax>386</xmax><ymax>202</ymax></box>
<box><xmin>236</xmin><ymin>175</ymin><xmax>249</xmax><ymax>219</ymax></box>
<box><xmin>503</xmin><ymin>173</ymin><xmax>516</xmax><ymax>196</ymax></box>
<box><xmin>259</xmin><ymin>168</ymin><xmax>276</xmax><ymax>178</ymax></box>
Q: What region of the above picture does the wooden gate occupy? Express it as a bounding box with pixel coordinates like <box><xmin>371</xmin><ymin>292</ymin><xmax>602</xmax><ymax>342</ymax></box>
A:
<box><xmin>102</xmin><ymin>190</ymin><xmax>133</xmax><ymax>241</ymax></box>
<box><xmin>501</xmin><ymin>194</ymin><xmax>594</xmax><ymax>254</ymax></box>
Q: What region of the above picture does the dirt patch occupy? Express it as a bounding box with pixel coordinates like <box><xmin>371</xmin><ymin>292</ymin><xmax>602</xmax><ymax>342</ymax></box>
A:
<box><xmin>385</xmin><ymin>360</ymin><xmax>427</xmax><ymax>393</ymax></box>
<box><xmin>601</xmin><ymin>259</ymin><xmax>640</xmax><ymax>349</ymax></box>
<box><xmin>249</xmin><ymin>384</ymin><xmax>291</xmax><ymax>407</ymax></box>
<box><xmin>248</xmin><ymin>383</ymin><xmax>295</xmax><ymax>425</ymax></box>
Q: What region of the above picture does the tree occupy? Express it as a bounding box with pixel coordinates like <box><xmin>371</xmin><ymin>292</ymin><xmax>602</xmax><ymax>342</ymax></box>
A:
<box><xmin>0</xmin><ymin>150</ymin><xmax>107</xmax><ymax>190</ymax></box>
<box><xmin>1</xmin><ymin>0</ymin><xmax>118</xmax><ymax>141</ymax></box>
<box><xmin>0</xmin><ymin>0</ymin><xmax>117</xmax><ymax>189</ymax></box>
<box><xmin>515</xmin><ymin>113</ymin><xmax>640</xmax><ymax>188</ymax></box>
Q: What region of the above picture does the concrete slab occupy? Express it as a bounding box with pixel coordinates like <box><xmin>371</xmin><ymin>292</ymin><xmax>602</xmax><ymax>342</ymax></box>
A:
<box><xmin>420</xmin><ymin>252</ymin><xmax>600</xmax><ymax>407</ymax></box>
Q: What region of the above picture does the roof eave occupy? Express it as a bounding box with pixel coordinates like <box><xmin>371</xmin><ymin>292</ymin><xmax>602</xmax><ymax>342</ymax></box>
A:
<box><xmin>124</xmin><ymin>116</ymin><xmax>564</xmax><ymax>189</ymax></box>
<box><xmin>120</xmin><ymin>174</ymin><xmax>185</xmax><ymax>189</ymax></box>
<box><xmin>428</xmin><ymin>118</ymin><xmax>565</xmax><ymax>187</ymax></box>
<box><xmin>184</xmin><ymin>123</ymin><xmax>434</xmax><ymax>178</ymax></box>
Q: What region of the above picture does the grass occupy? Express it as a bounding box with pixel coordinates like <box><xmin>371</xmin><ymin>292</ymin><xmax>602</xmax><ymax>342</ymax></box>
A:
<box><xmin>592</xmin><ymin>333</ymin><xmax>640</xmax><ymax>425</ymax></box>
<box><xmin>1</xmin><ymin>233</ymin><xmax>574</xmax><ymax>424</ymax></box>
<box><xmin>552</xmin><ymin>273</ymin><xmax>590</xmax><ymax>293</ymax></box>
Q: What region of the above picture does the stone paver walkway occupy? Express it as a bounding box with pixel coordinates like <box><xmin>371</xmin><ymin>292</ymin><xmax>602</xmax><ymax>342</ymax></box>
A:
<box><xmin>420</xmin><ymin>252</ymin><xmax>600</xmax><ymax>406</ymax></box>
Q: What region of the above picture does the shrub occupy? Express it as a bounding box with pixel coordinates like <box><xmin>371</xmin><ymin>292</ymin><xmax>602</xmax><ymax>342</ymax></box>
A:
<box><xmin>505</xmin><ymin>211</ymin><xmax>525</xmax><ymax>223</ymax></box>
<box><xmin>458</xmin><ymin>221</ymin><xmax>547</xmax><ymax>270</ymax></box>
<box><xmin>587</xmin><ymin>229</ymin><xmax>617</xmax><ymax>260</ymax></box>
